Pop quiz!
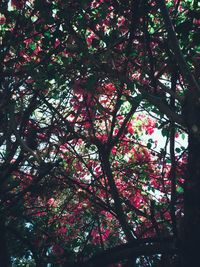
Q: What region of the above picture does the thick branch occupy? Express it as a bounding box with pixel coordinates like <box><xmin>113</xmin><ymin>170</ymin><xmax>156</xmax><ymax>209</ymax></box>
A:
<box><xmin>138</xmin><ymin>86</ymin><xmax>185</xmax><ymax>127</ymax></box>
<box><xmin>156</xmin><ymin>0</ymin><xmax>200</xmax><ymax>95</ymax></box>
<box><xmin>67</xmin><ymin>237</ymin><xmax>177</xmax><ymax>267</ymax></box>
<box><xmin>99</xmin><ymin>149</ymin><xmax>134</xmax><ymax>242</ymax></box>
<box><xmin>169</xmin><ymin>71</ymin><xmax>178</xmax><ymax>237</ymax></box>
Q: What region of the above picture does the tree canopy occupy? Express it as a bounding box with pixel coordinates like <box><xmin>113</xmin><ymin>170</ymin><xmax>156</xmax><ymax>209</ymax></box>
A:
<box><xmin>0</xmin><ymin>0</ymin><xmax>200</xmax><ymax>266</ymax></box>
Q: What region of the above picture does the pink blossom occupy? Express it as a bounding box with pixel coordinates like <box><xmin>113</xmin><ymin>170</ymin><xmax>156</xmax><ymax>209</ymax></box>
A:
<box><xmin>0</xmin><ymin>16</ymin><xmax>6</xmax><ymax>25</ymax></box>
<box><xmin>47</xmin><ymin>198</ymin><xmax>56</xmax><ymax>207</ymax></box>
<box><xmin>57</xmin><ymin>227</ymin><xmax>67</xmax><ymax>235</ymax></box>
<box><xmin>55</xmin><ymin>39</ymin><xmax>61</xmax><ymax>48</ymax></box>
<box><xmin>35</xmin><ymin>211</ymin><xmax>46</xmax><ymax>217</ymax></box>
<box><xmin>104</xmin><ymin>83</ymin><xmax>116</xmax><ymax>94</ymax></box>
<box><xmin>83</xmin><ymin>122</ymin><xmax>91</xmax><ymax>129</ymax></box>
<box><xmin>194</xmin><ymin>19</ymin><xmax>200</xmax><ymax>25</ymax></box>
<box><xmin>24</xmin><ymin>38</ymin><xmax>33</xmax><ymax>48</ymax></box>
<box><xmin>111</xmin><ymin>147</ymin><xmax>117</xmax><ymax>155</ymax></box>
<box><xmin>25</xmin><ymin>78</ymin><xmax>34</xmax><ymax>84</ymax></box>
<box><xmin>175</xmin><ymin>132</ymin><xmax>179</xmax><ymax>138</ymax></box>
<box><xmin>33</xmin><ymin>44</ymin><xmax>42</xmax><ymax>54</ymax></box>
<box><xmin>127</xmin><ymin>123</ymin><xmax>134</xmax><ymax>135</ymax></box>
<box><xmin>86</xmin><ymin>32</ymin><xmax>96</xmax><ymax>47</ymax></box>
<box><xmin>130</xmin><ymin>193</ymin><xmax>141</xmax><ymax>208</ymax></box>
<box><xmin>117</xmin><ymin>16</ymin><xmax>125</xmax><ymax>27</ymax></box>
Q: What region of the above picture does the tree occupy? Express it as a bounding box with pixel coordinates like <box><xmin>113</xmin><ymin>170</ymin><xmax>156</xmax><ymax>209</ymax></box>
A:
<box><xmin>0</xmin><ymin>0</ymin><xmax>199</xmax><ymax>266</ymax></box>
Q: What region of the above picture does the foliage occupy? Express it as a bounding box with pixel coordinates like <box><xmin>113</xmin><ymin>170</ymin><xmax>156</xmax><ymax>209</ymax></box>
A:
<box><xmin>0</xmin><ymin>0</ymin><xmax>199</xmax><ymax>266</ymax></box>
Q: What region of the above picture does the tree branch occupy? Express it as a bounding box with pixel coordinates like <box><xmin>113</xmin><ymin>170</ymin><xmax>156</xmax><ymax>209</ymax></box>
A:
<box><xmin>67</xmin><ymin>237</ymin><xmax>177</xmax><ymax>267</ymax></box>
<box><xmin>156</xmin><ymin>0</ymin><xmax>200</xmax><ymax>95</ymax></box>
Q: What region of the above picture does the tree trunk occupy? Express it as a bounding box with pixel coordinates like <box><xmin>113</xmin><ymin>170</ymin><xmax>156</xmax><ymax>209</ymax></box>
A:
<box><xmin>0</xmin><ymin>217</ymin><xmax>10</xmax><ymax>267</ymax></box>
<box><xmin>182</xmin><ymin>94</ymin><xmax>200</xmax><ymax>267</ymax></box>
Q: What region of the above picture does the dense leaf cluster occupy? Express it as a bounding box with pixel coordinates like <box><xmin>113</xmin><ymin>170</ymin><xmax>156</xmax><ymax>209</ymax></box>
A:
<box><xmin>0</xmin><ymin>0</ymin><xmax>199</xmax><ymax>266</ymax></box>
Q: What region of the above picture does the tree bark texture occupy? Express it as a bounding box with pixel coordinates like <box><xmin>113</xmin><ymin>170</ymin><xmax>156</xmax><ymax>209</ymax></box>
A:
<box><xmin>182</xmin><ymin>93</ymin><xmax>200</xmax><ymax>267</ymax></box>
<box><xmin>0</xmin><ymin>217</ymin><xmax>10</xmax><ymax>267</ymax></box>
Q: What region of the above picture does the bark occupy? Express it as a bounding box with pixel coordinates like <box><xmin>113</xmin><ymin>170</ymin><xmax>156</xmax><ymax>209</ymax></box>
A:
<box><xmin>66</xmin><ymin>237</ymin><xmax>176</xmax><ymax>267</ymax></box>
<box><xmin>157</xmin><ymin>0</ymin><xmax>200</xmax><ymax>94</ymax></box>
<box><xmin>99</xmin><ymin>149</ymin><xmax>134</xmax><ymax>242</ymax></box>
<box><xmin>182</xmin><ymin>93</ymin><xmax>200</xmax><ymax>267</ymax></box>
<box><xmin>0</xmin><ymin>217</ymin><xmax>10</xmax><ymax>267</ymax></box>
<box><xmin>99</xmin><ymin>146</ymin><xmax>137</xmax><ymax>267</ymax></box>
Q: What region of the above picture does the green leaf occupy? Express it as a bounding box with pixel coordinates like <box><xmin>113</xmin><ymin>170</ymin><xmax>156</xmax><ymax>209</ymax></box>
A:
<box><xmin>196</xmin><ymin>45</ymin><xmax>200</xmax><ymax>53</ymax></box>
<box><xmin>29</xmin><ymin>43</ymin><xmax>36</xmax><ymax>51</ymax></box>
<box><xmin>175</xmin><ymin>147</ymin><xmax>181</xmax><ymax>153</ymax></box>
<box><xmin>149</xmin><ymin>27</ymin><xmax>155</xmax><ymax>34</ymax></box>
<box><xmin>161</xmin><ymin>128</ymin><xmax>168</xmax><ymax>137</ymax></box>
<box><xmin>147</xmin><ymin>142</ymin><xmax>152</xmax><ymax>149</ymax></box>
<box><xmin>130</xmin><ymin>50</ymin><xmax>137</xmax><ymax>57</ymax></box>
<box><xmin>177</xmin><ymin>186</ymin><xmax>184</xmax><ymax>194</ymax></box>
<box><xmin>44</xmin><ymin>30</ymin><xmax>51</xmax><ymax>38</ymax></box>
<box><xmin>34</xmin><ymin>35</ymin><xmax>41</xmax><ymax>42</ymax></box>
<box><xmin>181</xmin><ymin>133</ymin><xmax>185</xmax><ymax>140</ymax></box>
